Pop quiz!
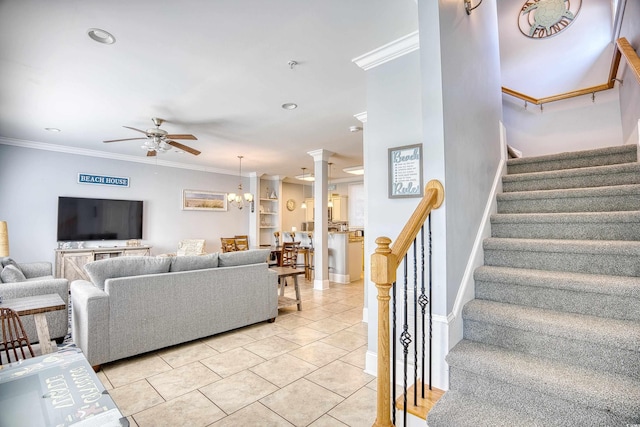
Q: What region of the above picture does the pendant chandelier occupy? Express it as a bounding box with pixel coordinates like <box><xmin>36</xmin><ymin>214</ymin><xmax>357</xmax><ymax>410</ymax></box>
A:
<box><xmin>228</xmin><ymin>155</ymin><xmax>254</xmax><ymax>210</ymax></box>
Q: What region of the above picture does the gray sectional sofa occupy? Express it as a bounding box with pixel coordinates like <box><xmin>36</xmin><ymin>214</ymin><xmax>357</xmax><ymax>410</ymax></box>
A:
<box><xmin>71</xmin><ymin>249</ymin><xmax>277</xmax><ymax>367</ymax></box>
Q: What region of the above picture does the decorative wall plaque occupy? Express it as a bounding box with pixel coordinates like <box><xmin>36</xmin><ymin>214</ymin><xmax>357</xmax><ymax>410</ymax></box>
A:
<box><xmin>388</xmin><ymin>144</ymin><xmax>423</xmax><ymax>199</ymax></box>
<box><xmin>518</xmin><ymin>0</ymin><xmax>581</xmax><ymax>39</ymax></box>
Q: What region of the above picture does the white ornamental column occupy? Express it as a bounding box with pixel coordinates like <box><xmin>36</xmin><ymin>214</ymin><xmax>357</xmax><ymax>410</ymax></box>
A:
<box><xmin>307</xmin><ymin>149</ymin><xmax>333</xmax><ymax>290</ymax></box>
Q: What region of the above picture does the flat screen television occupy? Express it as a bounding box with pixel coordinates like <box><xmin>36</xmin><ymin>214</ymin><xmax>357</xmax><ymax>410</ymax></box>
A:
<box><xmin>57</xmin><ymin>197</ymin><xmax>143</xmax><ymax>242</ymax></box>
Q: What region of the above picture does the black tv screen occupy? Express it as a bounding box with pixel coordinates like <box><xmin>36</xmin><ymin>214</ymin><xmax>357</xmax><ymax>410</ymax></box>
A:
<box><xmin>57</xmin><ymin>197</ymin><xmax>143</xmax><ymax>242</ymax></box>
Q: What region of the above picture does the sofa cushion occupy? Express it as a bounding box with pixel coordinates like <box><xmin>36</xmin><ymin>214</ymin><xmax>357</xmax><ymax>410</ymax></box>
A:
<box><xmin>218</xmin><ymin>249</ymin><xmax>270</xmax><ymax>267</ymax></box>
<box><xmin>169</xmin><ymin>253</ymin><xmax>219</xmax><ymax>272</ymax></box>
<box><xmin>84</xmin><ymin>256</ymin><xmax>172</xmax><ymax>290</ymax></box>
<box><xmin>1</xmin><ymin>264</ymin><xmax>26</xmax><ymax>283</ymax></box>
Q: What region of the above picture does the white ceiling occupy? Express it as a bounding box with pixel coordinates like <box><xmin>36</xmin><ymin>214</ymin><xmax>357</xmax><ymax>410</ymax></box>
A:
<box><xmin>0</xmin><ymin>0</ymin><xmax>418</xmax><ymax>180</ymax></box>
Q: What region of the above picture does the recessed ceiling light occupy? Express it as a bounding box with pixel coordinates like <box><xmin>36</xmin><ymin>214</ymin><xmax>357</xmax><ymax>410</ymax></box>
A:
<box><xmin>282</xmin><ymin>103</ymin><xmax>298</xmax><ymax>110</ymax></box>
<box><xmin>45</xmin><ymin>127</ymin><xmax>61</xmax><ymax>132</ymax></box>
<box><xmin>87</xmin><ymin>28</ymin><xmax>116</xmax><ymax>44</ymax></box>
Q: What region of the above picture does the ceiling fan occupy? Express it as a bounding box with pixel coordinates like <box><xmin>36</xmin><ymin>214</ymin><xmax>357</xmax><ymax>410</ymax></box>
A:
<box><xmin>103</xmin><ymin>117</ymin><xmax>201</xmax><ymax>156</ymax></box>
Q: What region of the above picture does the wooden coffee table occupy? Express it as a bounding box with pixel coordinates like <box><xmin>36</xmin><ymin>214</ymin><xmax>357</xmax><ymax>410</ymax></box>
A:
<box><xmin>0</xmin><ymin>294</ymin><xmax>66</xmax><ymax>355</ymax></box>
<box><xmin>270</xmin><ymin>266</ymin><xmax>305</xmax><ymax>311</ymax></box>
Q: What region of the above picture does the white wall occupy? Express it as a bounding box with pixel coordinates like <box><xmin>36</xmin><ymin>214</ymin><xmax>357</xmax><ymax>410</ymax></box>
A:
<box><xmin>619</xmin><ymin>0</ymin><xmax>640</xmax><ymax>146</ymax></box>
<box><xmin>498</xmin><ymin>0</ymin><xmax>613</xmax><ymax>95</ymax></box>
<box><xmin>280</xmin><ymin>181</ymin><xmax>307</xmax><ymax>232</ymax></box>
<box><xmin>364</xmin><ymin>50</ymin><xmax>423</xmax><ymax>361</ymax></box>
<box><xmin>431</xmin><ymin>0</ymin><xmax>504</xmax><ymax>315</ymax></box>
<box><xmin>498</xmin><ymin>0</ymin><xmax>626</xmax><ymax>155</ymax></box>
<box><xmin>503</xmin><ymin>89</ymin><xmax>624</xmax><ymax>156</ymax></box>
<box><xmin>0</xmin><ymin>144</ymin><xmax>249</xmax><ymax>264</ymax></box>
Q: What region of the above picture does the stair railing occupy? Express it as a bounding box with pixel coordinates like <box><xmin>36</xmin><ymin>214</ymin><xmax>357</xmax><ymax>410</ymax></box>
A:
<box><xmin>371</xmin><ymin>180</ymin><xmax>444</xmax><ymax>427</ymax></box>
<box><xmin>502</xmin><ymin>37</ymin><xmax>638</xmax><ymax>107</ymax></box>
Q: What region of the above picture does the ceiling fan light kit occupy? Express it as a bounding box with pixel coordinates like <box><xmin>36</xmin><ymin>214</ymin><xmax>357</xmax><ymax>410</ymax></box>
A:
<box><xmin>104</xmin><ymin>117</ymin><xmax>201</xmax><ymax>157</ymax></box>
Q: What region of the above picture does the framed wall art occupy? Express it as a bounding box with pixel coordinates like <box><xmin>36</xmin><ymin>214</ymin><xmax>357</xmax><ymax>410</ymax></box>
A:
<box><xmin>388</xmin><ymin>144</ymin><xmax>423</xmax><ymax>199</ymax></box>
<box><xmin>182</xmin><ymin>189</ymin><xmax>228</xmax><ymax>211</ymax></box>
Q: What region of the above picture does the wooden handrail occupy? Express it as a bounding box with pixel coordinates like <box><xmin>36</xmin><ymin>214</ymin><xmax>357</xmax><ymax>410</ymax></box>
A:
<box><xmin>502</xmin><ymin>37</ymin><xmax>638</xmax><ymax>105</ymax></box>
<box><xmin>618</xmin><ymin>37</ymin><xmax>640</xmax><ymax>86</ymax></box>
<box><xmin>371</xmin><ymin>179</ymin><xmax>444</xmax><ymax>427</ymax></box>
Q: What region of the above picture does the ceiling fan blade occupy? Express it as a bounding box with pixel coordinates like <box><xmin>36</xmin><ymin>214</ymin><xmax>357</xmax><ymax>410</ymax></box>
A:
<box><xmin>123</xmin><ymin>126</ymin><xmax>150</xmax><ymax>135</ymax></box>
<box><xmin>146</xmin><ymin>151</ymin><xmax>157</xmax><ymax>157</ymax></box>
<box><xmin>166</xmin><ymin>134</ymin><xmax>197</xmax><ymax>140</ymax></box>
<box><xmin>103</xmin><ymin>137</ymin><xmax>147</xmax><ymax>143</ymax></box>
<box><xmin>166</xmin><ymin>140</ymin><xmax>201</xmax><ymax>156</ymax></box>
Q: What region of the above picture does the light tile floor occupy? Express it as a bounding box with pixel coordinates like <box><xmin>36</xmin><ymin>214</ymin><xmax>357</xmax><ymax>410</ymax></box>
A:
<box><xmin>99</xmin><ymin>277</ymin><xmax>377</xmax><ymax>427</ymax></box>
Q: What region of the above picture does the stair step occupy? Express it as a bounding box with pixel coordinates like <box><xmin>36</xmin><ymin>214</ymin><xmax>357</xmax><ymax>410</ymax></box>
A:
<box><xmin>502</xmin><ymin>162</ymin><xmax>640</xmax><ymax>192</ymax></box>
<box><xmin>496</xmin><ymin>183</ymin><xmax>640</xmax><ymax>214</ymax></box>
<box><xmin>474</xmin><ymin>266</ymin><xmax>640</xmax><ymax>321</ymax></box>
<box><xmin>462</xmin><ymin>299</ymin><xmax>640</xmax><ymax>378</ymax></box>
<box><xmin>483</xmin><ymin>237</ymin><xmax>640</xmax><ymax>277</ymax></box>
<box><xmin>426</xmin><ymin>390</ymin><xmax>546</xmax><ymax>427</ymax></box>
<box><xmin>446</xmin><ymin>340</ymin><xmax>640</xmax><ymax>426</ymax></box>
<box><xmin>506</xmin><ymin>144</ymin><xmax>638</xmax><ymax>175</ymax></box>
<box><xmin>490</xmin><ymin>211</ymin><xmax>640</xmax><ymax>240</ymax></box>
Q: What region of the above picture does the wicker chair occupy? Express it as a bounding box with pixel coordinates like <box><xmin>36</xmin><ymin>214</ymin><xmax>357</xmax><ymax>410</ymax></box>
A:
<box><xmin>0</xmin><ymin>307</ymin><xmax>34</xmax><ymax>364</ymax></box>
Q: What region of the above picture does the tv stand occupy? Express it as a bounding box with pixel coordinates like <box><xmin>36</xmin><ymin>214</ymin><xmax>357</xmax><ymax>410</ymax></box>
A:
<box><xmin>55</xmin><ymin>246</ymin><xmax>151</xmax><ymax>283</ymax></box>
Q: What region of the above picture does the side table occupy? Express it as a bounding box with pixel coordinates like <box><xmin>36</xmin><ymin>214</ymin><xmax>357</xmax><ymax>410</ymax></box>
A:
<box><xmin>270</xmin><ymin>266</ymin><xmax>305</xmax><ymax>311</ymax></box>
<box><xmin>0</xmin><ymin>294</ymin><xmax>66</xmax><ymax>355</ymax></box>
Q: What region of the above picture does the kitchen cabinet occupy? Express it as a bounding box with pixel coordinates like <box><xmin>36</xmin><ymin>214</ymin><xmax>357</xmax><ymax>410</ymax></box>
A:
<box><xmin>304</xmin><ymin>198</ymin><xmax>314</xmax><ymax>221</ymax></box>
<box><xmin>330</xmin><ymin>195</ymin><xmax>348</xmax><ymax>222</ymax></box>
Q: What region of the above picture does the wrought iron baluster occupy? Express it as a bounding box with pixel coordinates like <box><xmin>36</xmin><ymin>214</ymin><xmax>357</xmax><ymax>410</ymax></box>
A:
<box><xmin>428</xmin><ymin>214</ymin><xmax>433</xmax><ymax>390</ymax></box>
<box><xmin>413</xmin><ymin>238</ymin><xmax>418</xmax><ymax>407</ymax></box>
<box><xmin>400</xmin><ymin>254</ymin><xmax>412</xmax><ymax>427</ymax></box>
<box><xmin>418</xmin><ymin>224</ymin><xmax>428</xmax><ymax>398</ymax></box>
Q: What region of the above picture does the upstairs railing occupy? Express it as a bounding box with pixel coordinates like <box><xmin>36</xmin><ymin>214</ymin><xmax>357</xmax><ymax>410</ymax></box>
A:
<box><xmin>371</xmin><ymin>180</ymin><xmax>444</xmax><ymax>427</ymax></box>
<box><xmin>502</xmin><ymin>37</ymin><xmax>638</xmax><ymax>108</ymax></box>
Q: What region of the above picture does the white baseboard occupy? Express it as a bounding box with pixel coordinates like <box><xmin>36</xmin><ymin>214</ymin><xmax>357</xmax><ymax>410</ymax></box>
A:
<box><xmin>329</xmin><ymin>272</ymin><xmax>350</xmax><ymax>284</ymax></box>
<box><xmin>449</xmin><ymin>122</ymin><xmax>507</xmax><ymax>346</ymax></box>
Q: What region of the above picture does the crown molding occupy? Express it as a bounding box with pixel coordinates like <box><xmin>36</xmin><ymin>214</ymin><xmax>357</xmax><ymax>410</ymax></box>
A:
<box><xmin>353</xmin><ymin>112</ymin><xmax>367</xmax><ymax>123</ymax></box>
<box><xmin>352</xmin><ymin>31</ymin><xmax>419</xmax><ymax>71</ymax></box>
<box><xmin>0</xmin><ymin>137</ymin><xmax>235</xmax><ymax>175</ymax></box>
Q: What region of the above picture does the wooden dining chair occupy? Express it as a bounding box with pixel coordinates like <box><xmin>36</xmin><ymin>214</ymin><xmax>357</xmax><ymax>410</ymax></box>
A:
<box><xmin>220</xmin><ymin>238</ymin><xmax>237</xmax><ymax>253</ymax></box>
<box><xmin>279</xmin><ymin>241</ymin><xmax>301</xmax><ymax>268</ymax></box>
<box><xmin>234</xmin><ymin>235</ymin><xmax>249</xmax><ymax>251</ymax></box>
<box><xmin>0</xmin><ymin>307</ymin><xmax>35</xmax><ymax>364</ymax></box>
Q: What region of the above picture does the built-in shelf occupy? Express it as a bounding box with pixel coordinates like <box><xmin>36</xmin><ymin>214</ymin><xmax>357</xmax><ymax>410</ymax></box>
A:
<box><xmin>260</xmin><ymin>226</ymin><xmax>277</xmax><ymax>229</ymax></box>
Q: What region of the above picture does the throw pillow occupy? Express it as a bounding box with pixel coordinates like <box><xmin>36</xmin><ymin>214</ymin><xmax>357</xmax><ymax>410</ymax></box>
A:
<box><xmin>1</xmin><ymin>264</ymin><xmax>26</xmax><ymax>283</ymax></box>
<box><xmin>84</xmin><ymin>256</ymin><xmax>172</xmax><ymax>290</ymax></box>
<box><xmin>169</xmin><ymin>253</ymin><xmax>219</xmax><ymax>272</ymax></box>
<box><xmin>218</xmin><ymin>249</ymin><xmax>270</xmax><ymax>267</ymax></box>
<box><xmin>0</xmin><ymin>257</ymin><xmax>23</xmax><ymax>273</ymax></box>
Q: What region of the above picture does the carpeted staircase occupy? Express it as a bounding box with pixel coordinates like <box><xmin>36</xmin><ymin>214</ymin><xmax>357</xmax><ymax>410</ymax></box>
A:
<box><xmin>427</xmin><ymin>144</ymin><xmax>640</xmax><ymax>426</ymax></box>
